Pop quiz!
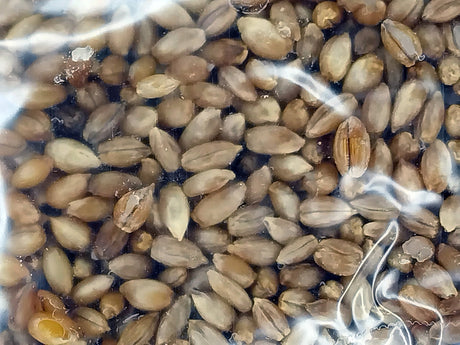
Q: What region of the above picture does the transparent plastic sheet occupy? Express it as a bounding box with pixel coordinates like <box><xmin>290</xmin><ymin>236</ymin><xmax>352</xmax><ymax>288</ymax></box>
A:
<box><xmin>0</xmin><ymin>0</ymin><xmax>458</xmax><ymax>344</ymax></box>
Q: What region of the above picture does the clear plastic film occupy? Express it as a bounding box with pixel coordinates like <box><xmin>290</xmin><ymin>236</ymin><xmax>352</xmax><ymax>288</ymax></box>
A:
<box><xmin>0</xmin><ymin>0</ymin><xmax>459</xmax><ymax>344</ymax></box>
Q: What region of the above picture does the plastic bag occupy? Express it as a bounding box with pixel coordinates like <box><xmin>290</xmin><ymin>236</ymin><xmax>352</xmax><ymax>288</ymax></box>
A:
<box><xmin>0</xmin><ymin>0</ymin><xmax>459</xmax><ymax>344</ymax></box>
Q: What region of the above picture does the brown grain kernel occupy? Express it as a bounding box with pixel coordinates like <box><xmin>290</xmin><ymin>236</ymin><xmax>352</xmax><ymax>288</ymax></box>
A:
<box><xmin>99</xmin><ymin>55</ymin><xmax>128</xmax><ymax>85</ymax></box>
<box><xmin>438</xmin><ymin>55</ymin><xmax>460</xmax><ymax>85</ymax></box>
<box><xmin>228</xmin><ymin>236</ymin><xmax>281</xmax><ymax>267</ymax></box>
<box><xmin>402</xmin><ymin>236</ymin><xmax>435</xmax><ymax>262</ymax></box>
<box><xmin>252</xmin><ymin>298</ymin><xmax>290</xmax><ymax>341</ymax></box>
<box><xmin>381</xmin><ymin>19</ymin><xmax>422</xmax><ymax>67</ymax></box>
<box><xmin>156</xmin><ymin>295</ymin><xmax>191</xmax><ymax>345</ymax></box>
<box><xmin>354</xmin><ymin>27</ymin><xmax>380</xmax><ymax>55</ymax></box>
<box><xmin>343</xmin><ymin>54</ymin><xmax>384</xmax><ymax>94</ymax></box>
<box><xmin>422</xmin><ymin>0</ymin><xmax>460</xmax><ymax>23</ymax></box>
<box><xmin>14</xmin><ymin>110</ymin><xmax>51</xmax><ymax>142</ymax></box>
<box><xmin>207</xmin><ymin>269</ymin><xmax>252</xmax><ymax>312</ymax></box>
<box><xmin>200</xmin><ymin>39</ymin><xmax>248</xmax><ymax>67</ymax></box>
<box><xmin>389</xmin><ymin>132</ymin><xmax>420</xmax><ymax>163</ymax></box>
<box><xmin>420</xmin><ymin>139</ymin><xmax>452</xmax><ymax>193</ymax></box>
<box><xmin>440</xmin><ymin>195</ymin><xmax>460</xmax><ymax>232</ymax></box>
<box><xmin>150</xmin><ymin>235</ymin><xmax>208</xmax><ymax>269</ymax></box>
<box><xmin>299</xmin><ymin>196</ymin><xmax>356</xmax><ymax>228</ymax></box>
<box><xmin>413</xmin><ymin>261</ymin><xmax>457</xmax><ymax>299</ymax></box>
<box><xmin>118</xmin><ymin>313</ymin><xmax>159</xmax><ymax>345</ymax></box>
<box><xmin>305</xmin><ymin>93</ymin><xmax>358</xmax><ymax>138</ymax></box>
<box><xmin>280</xmin><ymin>263</ymin><xmax>323</xmax><ymax>289</ymax></box>
<box><xmin>67</xmin><ymin>196</ymin><xmax>113</xmax><ymax>222</ymax></box>
<box><xmin>152</xmin><ymin>28</ymin><xmax>206</xmax><ymax>64</ymax></box>
<box><xmin>93</xmin><ymin>220</ymin><xmax>129</xmax><ymax>260</ymax></box>
<box><xmin>181</xmin><ymin>82</ymin><xmax>234</xmax><ymax>108</ymax></box>
<box><xmin>237</xmin><ymin>17</ymin><xmax>293</xmax><ymax>60</ymax></box>
<box><xmin>191</xmin><ymin>291</ymin><xmax>235</xmax><ymax>331</ymax></box>
<box><xmin>320</xmin><ymin>33</ymin><xmax>351</xmax><ymax>82</ymax></box>
<box><xmin>157</xmin><ymin>97</ymin><xmax>195</xmax><ymax>128</ymax></box>
<box><xmin>314</xmin><ymin>238</ymin><xmax>363</xmax><ymax>276</ymax></box>
<box><xmin>252</xmin><ymin>267</ymin><xmax>279</xmax><ymax>299</ymax></box>
<box><xmin>333</xmin><ymin>116</ymin><xmax>370</xmax><ymax>178</ymax></box>
<box><xmin>312</xmin><ymin>1</ymin><xmax>342</xmax><ymax>29</ymax></box>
